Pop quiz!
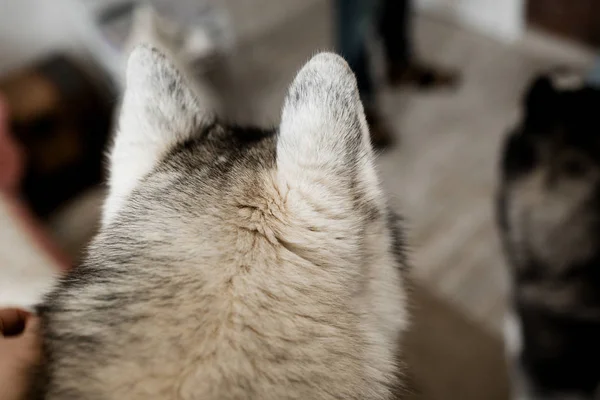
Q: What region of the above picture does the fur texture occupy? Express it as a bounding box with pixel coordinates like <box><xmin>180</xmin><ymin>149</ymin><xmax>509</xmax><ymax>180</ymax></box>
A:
<box><xmin>497</xmin><ymin>74</ymin><xmax>600</xmax><ymax>399</ymax></box>
<box><xmin>36</xmin><ymin>47</ymin><xmax>409</xmax><ymax>399</ymax></box>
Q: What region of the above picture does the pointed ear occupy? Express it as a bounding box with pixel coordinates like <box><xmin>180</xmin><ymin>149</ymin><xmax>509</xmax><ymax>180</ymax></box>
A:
<box><xmin>523</xmin><ymin>75</ymin><xmax>559</xmax><ymax>129</ymax></box>
<box><xmin>277</xmin><ymin>53</ymin><xmax>379</xmax><ymax>197</ymax></box>
<box><xmin>103</xmin><ymin>45</ymin><xmax>213</xmax><ymax>225</ymax></box>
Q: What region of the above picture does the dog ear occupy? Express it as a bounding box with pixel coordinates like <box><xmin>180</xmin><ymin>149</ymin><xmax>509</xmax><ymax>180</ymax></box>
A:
<box><xmin>523</xmin><ymin>75</ymin><xmax>559</xmax><ymax>130</ymax></box>
<box><xmin>103</xmin><ymin>45</ymin><xmax>214</xmax><ymax>225</ymax></box>
<box><xmin>277</xmin><ymin>53</ymin><xmax>380</xmax><ymax>201</ymax></box>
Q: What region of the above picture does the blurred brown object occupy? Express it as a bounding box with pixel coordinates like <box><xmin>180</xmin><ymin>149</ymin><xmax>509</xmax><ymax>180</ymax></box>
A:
<box><xmin>402</xmin><ymin>281</ymin><xmax>510</xmax><ymax>400</ymax></box>
<box><xmin>528</xmin><ymin>0</ymin><xmax>600</xmax><ymax>47</ymax></box>
<box><xmin>0</xmin><ymin>56</ymin><xmax>115</xmax><ymax>218</ymax></box>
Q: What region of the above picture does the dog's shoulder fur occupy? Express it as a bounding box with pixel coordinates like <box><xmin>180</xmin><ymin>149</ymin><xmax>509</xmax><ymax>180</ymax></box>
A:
<box><xmin>36</xmin><ymin>47</ymin><xmax>409</xmax><ymax>400</ymax></box>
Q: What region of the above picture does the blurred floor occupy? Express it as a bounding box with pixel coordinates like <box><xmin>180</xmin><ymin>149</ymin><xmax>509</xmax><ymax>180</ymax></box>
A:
<box><xmin>220</xmin><ymin>0</ymin><xmax>595</xmax><ymax>336</ymax></box>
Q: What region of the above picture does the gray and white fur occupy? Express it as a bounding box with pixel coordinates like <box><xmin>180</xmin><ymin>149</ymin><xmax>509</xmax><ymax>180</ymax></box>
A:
<box><xmin>35</xmin><ymin>46</ymin><xmax>410</xmax><ymax>399</ymax></box>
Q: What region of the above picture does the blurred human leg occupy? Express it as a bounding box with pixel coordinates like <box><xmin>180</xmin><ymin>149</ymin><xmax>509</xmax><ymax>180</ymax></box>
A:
<box><xmin>379</xmin><ymin>0</ymin><xmax>459</xmax><ymax>89</ymax></box>
<box><xmin>335</xmin><ymin>0</ymin><xmax>394</xmax><ymax>148</ymax></box>
<box><xmin>379</xmin><ymin>0</ymin><xmax>411</xmax><ymax>69</ymax></box>
<box><xmin>335</xmin><ymin>0</ymin><xmax>377</xmax><ymax>106</ymax></box>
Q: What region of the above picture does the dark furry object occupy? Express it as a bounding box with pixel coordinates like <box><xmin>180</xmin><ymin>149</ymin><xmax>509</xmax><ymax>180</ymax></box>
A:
<box><xmin>497</xmin><ymin>74</ymin><xmax>600</xmax><ymax>398</ymax></box>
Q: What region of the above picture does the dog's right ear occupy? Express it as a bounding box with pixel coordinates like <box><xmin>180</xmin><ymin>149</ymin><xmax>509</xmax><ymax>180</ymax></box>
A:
<box><xmin>523</xmin><ymin>75</ymin><xmax>559</xmax><ymax>130</ymax></box>
<box><xmin>277</xmin><ymin>53</ymin><xmax>382</xmax><ymax>204</ymax></box>
<box><xmin>103</xmin><ymin>45</ymin><xmax>214</xmax><ymax>226</ymax></box>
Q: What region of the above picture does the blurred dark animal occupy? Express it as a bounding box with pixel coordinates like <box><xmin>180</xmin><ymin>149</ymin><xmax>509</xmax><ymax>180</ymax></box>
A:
<box><xmin>498</xmin><ymin>74</ymin><xmax>600</xmax><ymax>399</ymax></box>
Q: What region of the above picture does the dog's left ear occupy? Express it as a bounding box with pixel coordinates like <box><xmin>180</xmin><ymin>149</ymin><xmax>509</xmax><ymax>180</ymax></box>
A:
<box><xmin>103</xmin><ymin>45</ymin><xmax>214</xmax><ymax>225</ymax></box>
<box><xmin>277</xmin><ymin>53</ymin><xmax>381</xmax><ymax>202</ymax></box>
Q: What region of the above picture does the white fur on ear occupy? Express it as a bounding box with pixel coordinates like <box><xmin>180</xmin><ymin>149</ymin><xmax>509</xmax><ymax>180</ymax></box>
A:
<box><xmin>103</xmin><ymin>45</ymin><xmax>213</xmax><ymax>226</ymax></box>
<box><xmin>277</xmin><ymin>53</ymin><xmax>380</xmax><ymax>200</ymax></box>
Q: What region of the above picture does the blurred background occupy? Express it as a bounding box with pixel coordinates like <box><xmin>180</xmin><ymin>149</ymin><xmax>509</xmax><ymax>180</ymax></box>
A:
<box><xmin>1</xmin><ymin>0</ymin><xmax>599</xmax><ymax>398</ymax></box>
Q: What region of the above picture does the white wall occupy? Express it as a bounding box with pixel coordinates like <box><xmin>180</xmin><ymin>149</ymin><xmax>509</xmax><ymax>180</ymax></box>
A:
<box><xmin>0</xmin><ymin>0</ymin><xmax>325</xmax><ymax>80</ymax></box>
<box><xmin>417</xmin><ymin>0</ymin><xmax>525</xmax><ymax>42</ymax></box>
<box><xmin>0</xmin><ymin>0</ymin><xmax>525</xmax><ymax>77</ymax></box>
<box><xmin>0</xmin><ymin>0</ymin><xmax>115</xmax><ymax>76</ymax></box>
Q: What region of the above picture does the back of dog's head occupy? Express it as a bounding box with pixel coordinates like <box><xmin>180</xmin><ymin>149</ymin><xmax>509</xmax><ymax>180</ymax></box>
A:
<box><xmin>36</xmin><ymin>47</ymin><xmax>408</xmax><ymax>400</ymax></box>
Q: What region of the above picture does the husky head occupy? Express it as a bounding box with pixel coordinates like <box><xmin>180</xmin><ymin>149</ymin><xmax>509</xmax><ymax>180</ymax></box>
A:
<box><xmin>38</xmin><ymin>46</ymin><xmax>408</xmax><ymax>400</ymax></box>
